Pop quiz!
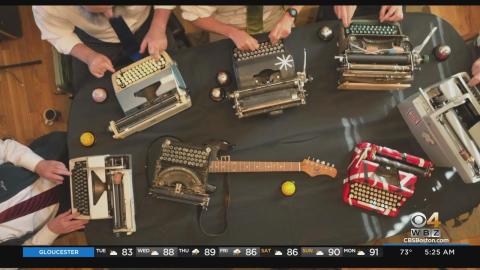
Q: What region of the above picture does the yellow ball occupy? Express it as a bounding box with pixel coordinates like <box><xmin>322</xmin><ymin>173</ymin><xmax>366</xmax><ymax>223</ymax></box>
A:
<box><xmin>80</xmin><ymin>132</ymin><xmax>95</xmax><ymax>147</ymax></box>
<box><xmin>281</xmin><ymin>180</ymin><xmax>296</xmax><ymax>196</ymax></box>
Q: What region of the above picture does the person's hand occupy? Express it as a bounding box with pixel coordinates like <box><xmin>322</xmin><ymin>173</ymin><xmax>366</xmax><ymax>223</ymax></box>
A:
<box><xmin>469</xmin><ymin>58</ymin><xmax>480</xmax><ymax>86</ymax></box>
<box><xmin>334</xmin><ymin>5</ymin><xmax>357</xmax><ymax>28</ymax></box>
<box><xmin>140</xmin><ymin>28</ymin><xmax>168</xmax><ymax>60</ymax></box>
<box><xmin>269</xmin><ymin>14</ymin><xmax>295</xmax><ymax>44</ymax></box>
<box><xmin>35</xmin><ymin>160</ymin><xmax>71</xmax><ymax>184</ymax></box>
<box><xmin>379</xmin><ymin>5</ymin><xmax>404</xmax><ymax>22</ymax></box>
<box><xmin>86</xmin><ymin>52</ymin><xmax>115</xmax><ymax>78</ymax></box>
<box><xmin>229</xmin><ymin>29</ymin><xmax>259</xmax><ymax>51</ymax></box>
<box><xmin>47</xmin><ymin>210</ymin><xmax>88</xmax><ymax>235</ymax></box>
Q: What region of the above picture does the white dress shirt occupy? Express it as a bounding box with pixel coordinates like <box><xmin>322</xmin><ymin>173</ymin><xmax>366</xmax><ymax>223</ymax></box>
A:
<box><xmin>180</xmin><ymin>5</ymin><xmax>285</xmax><ymax>32</ymax></box>
<box><xmin>32</xmin><ymin>5</ymin><xmax>176</xmax><ymax>54</ymax></box>
<box><xmin>0</xmin><ymin>139</ymin><xmax>59</xmax><ymax>245</ymax></box>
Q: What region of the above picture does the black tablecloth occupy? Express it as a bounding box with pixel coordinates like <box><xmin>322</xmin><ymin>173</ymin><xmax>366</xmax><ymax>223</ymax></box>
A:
<box><xmin>68</xmin><ymin>13</ymin><xmax>480</xmax><ymax>245</ymax></box>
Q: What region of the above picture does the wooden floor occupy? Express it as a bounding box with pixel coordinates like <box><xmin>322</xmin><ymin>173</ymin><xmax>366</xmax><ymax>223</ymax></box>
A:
<box><xmin>3</xmin><ymin>5</ymin><xmax>480</xmax><ymax>270</ymax></box>
<box><xmin>0</xmin><ymin>6</ymin><xmax>70</xmax><ymax>145</ymax></box>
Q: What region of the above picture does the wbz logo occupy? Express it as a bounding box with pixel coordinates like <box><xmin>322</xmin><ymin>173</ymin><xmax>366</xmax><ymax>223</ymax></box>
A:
<box><xmin>410</xmin><ymin>212</ymin><xmax>441</xmax><ymax>238</ymax></box>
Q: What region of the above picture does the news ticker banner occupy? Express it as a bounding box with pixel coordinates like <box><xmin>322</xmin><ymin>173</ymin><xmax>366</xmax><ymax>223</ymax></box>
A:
<box><xmin>22</xmin><ymin>246</ymin><xmax>380</xmax><ymax>258</ymax></box>
<box><xmin>21</xmin><ymin>245</ymin><xmax>474</xmax><ymax>258</ymax></box>
<box><xmin>2</xmin><ymin>245</ymin><xmax>476</xmax><ymax>268</ymax></box>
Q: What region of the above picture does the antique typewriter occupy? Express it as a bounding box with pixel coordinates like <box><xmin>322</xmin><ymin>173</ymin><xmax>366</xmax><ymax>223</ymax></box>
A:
<box><xmin>69</xmin><ymin>154</ymin><xmax>136</xmax><ymax>235</ymax></box>
<box><xmin>229</xmin><ymin>40</ymin><xmax>312</xmax><ymax>118</ymax></box>
<box><xmin>343</xmin><ymin>142</ymin><xmax>433</xmax><ymax>217</ymax></box>
<box><xmin>398</xmin><ymin>72</ymin><xmax>480</xmax><ymax>184</ymax></box>
<box><xmin>335</xmin><ymin>20</ymin><xmax>426</xmax><ymax>91</ymax></box>
<box><xmin>109</xmin><ymin>53</ymin><xmax>191</xmax><ymax>139</ymax></box>
<box><xmin>147</xmin><ymin>138</ymin><xmax>215</xmax><ymax>208</ymax></box>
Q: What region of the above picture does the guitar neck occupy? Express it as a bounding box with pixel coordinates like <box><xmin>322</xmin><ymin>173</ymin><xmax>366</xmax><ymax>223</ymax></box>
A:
<box><xmin>209</xmin><ymin>161</ymin><xmax>301</xmax><ymax>173</ymax></box>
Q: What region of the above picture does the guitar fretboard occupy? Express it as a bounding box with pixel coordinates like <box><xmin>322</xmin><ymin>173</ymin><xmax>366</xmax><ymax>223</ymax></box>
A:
<box><xmin>208</xmin><ymin>161</ymin><xmax>300</xmax><ymax>173</ymax></box>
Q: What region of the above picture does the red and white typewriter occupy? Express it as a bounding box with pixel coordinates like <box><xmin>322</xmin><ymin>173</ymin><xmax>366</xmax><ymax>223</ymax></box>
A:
<box><xmin>343</xmin><ymin>142</ymin><xmax>434</xmax><ymax>217</ymax></box>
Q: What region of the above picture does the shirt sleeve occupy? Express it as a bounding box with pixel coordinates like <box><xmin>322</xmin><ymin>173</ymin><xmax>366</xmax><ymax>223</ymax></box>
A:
<box><xmin>180</xmin><ymin>6</ymin><xmax>218</xmax><ymax>21</ymax></box>
<box><xmin>154</xmin><ymin>5</ymin><xmax>176</xmax><ymax>10</ymax></box>
<box><xmin>32</xmin><ymin>6</ymin><xmax>83</xmax><ymax>54</ymax></box>
<box><xmin>0</xmin><ymin>139</ymin><xmax>43</xmax><ymax>172</ymax></box>
<box><xmin>23</xmin><ymin>224</ymin><xmax>59</xmax><ymax>246</ymax></box>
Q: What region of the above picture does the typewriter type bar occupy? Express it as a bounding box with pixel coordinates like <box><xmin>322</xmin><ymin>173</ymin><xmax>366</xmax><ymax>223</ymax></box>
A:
<box><xmin>69</xmin><ymin>154</ymin><xmax>136</xmax><ymax>235</ymax></box>
<box><xmin>336</xmin><ymin>20</ymin><xmax>415</xmax><ymax>91</ymax></box>
<box><xmin>398</xmin><ymin>72</ymin><xmax>480</xmax><ymax>183</ymax></box>
<box><xmin>230</xmin><ymin>40</ymin><xmax>312</xmax><ymax>118</ymax></box>
<box><xmin>109</xmin><ymin>53</ymin><xmax>191</xmax><ymax>139</ymax></box>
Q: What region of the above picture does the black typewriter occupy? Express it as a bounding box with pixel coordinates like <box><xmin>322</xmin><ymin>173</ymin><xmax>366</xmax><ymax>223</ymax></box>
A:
<box><xmin>335</xmin><ymin>20</ymin><xmax>417</xmax><ymax>91</ymax></box>
<box><xmin>147</xmin><ymin>138</ymin><xmax>215</xmax><ymax>208</ymax></box>
<box><xmin>229</xmin><ymin>40</ymin><xmax>312</xmax><ymax>118</ymax></box>
<box><xmin>70</xmin><ymin>154</ymin><xmax>136</xmax><ymax>236</ymax></box>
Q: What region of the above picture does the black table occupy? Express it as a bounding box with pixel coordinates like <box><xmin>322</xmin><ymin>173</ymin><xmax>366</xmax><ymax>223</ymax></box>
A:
<box><xmin>68</xmin><ymin>13</ymin><xmax>480</xmax><ymax>245</ymax></box>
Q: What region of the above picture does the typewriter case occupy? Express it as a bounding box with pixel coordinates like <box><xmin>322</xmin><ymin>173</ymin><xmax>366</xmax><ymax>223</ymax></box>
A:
<box><xmin>336</xmin><ymin>20</ymin><xmax>415</xmax><ymax>91</ymax></box>
<box><xmin>229</xmin><ymin>40</ymin><xmax>311</xmax><ymax>118</ymax></box>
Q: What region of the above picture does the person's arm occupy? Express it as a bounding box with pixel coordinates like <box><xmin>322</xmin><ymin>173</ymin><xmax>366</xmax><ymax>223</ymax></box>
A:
<box><xmin>0</xmin><ymin>139</ymin><xmax>70</xmax><ymax>183</ymax></box>
<box><xmin>181</xmin><ymin>6</ymin><xmax>258</xmax><ymax>51</ymax></box>
<box><xmin>23</xmin><ymin>210</ymin><xmax>89</xmax><ymax>246</ymax></box>
<box><xmin>0</xmin><ymin>139</ymin><xmax>43</xmax><ymax>172</ymax></box>
<box><xmin>32</xmin><ymin>6</ymin><xmax>114</xmax><ymax>78</ymax></box>
<box><xmin>333</xmin><ymin>5</ymin><xmax>357</xmax><ymax>28</ymax></box>
<box><xmin>140</xmin><ymin>6</ymin><xmax>174</xmax><ymax>59</ymax></box>
<box><xmin>379</xmin><ymin>5</ymin><xmax>404</xmax><ymax>22</ymax></box>
<box><xmin>269</xmin><ymin>5</ymin><xmax>304</xmax><ymax>44</ymax></box>
<box><xmin>469</xmin><ymin>58</ymin><xmax>480</xmax><ymax>86</ymax></box>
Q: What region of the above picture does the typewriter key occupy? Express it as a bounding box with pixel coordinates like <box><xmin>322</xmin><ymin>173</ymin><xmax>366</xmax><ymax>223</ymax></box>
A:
<box><xmin>210</xmin><ymin>87</ymin><xmax>225</xmax><ymax>102</ymax></box>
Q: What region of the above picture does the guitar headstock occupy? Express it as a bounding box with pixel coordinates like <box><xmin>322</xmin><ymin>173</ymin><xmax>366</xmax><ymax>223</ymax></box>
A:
<box><xmin>300</xmin><ymin>158</ymin><xmax>337</xmax><ymax>178</ymax></box>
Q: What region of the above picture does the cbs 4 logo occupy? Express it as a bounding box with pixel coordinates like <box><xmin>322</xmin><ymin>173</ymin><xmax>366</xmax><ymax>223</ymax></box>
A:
<box><xmin>411</xmin><ymin>212</ymin><xmax>441</xmax><ymax>228</ymax></box>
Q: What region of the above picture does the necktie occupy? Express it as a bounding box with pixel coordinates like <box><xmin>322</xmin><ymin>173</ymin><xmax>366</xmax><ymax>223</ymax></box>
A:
<box><xmin>246</xmin><ymin>6</ymin><xmax>264</xmax><ymax>35</ymax></box>
<box><xmin>0</xmin><ymin>184</ymin><xmax>62</xmax><ymax>224</ymax></box>
<box><xmin>109</xmin><ymin>16</ymin><xmax>142</xmax><ymax>61</ymax></box>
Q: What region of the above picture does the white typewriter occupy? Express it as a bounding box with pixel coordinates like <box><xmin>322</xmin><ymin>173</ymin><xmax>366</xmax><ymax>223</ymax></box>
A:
<box><xmin>229</xmin><ymin>40</ymin><xmax>312</xmax><ymax>118</ymax></box>
<box><xmin>69</xmin><ymin>154</ymin><xmax>136</xmax><ymax>235</ymax></box>
<box><xmin>109</xmin><ymin>53</ymin><xmax>191</xmax><ymax>139</ymax></box>
<box><xmin>398</xmin><ymin>72</ymin><xmax>480</xmax><ymax>183</ymax></box>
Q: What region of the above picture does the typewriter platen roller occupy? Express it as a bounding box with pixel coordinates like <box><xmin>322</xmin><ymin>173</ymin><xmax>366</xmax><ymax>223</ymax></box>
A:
<box><xmin>109</xmin><ymin>53</ymin><xmax>191</xmax><ymax>139</ymax></box>
<box><xmin>229</xmin><ymin>40</ymin><xmax>312</xmax><ymax>118</ymax></box>
<box><xmin>398</xmin><ymin>72</ymin><xmax>480</xmax><ymax>183</ymax></box>
<box><xmin>335</xmin><ymin>20</ymin><xmax>416</xmax><ymax>91</ymax></box>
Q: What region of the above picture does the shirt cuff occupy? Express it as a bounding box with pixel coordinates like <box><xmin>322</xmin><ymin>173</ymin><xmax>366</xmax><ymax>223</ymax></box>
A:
<box><xmin>24</xmin><ymin>224</ymin><xmax>59</xmax><ymax>246</ymax></box>
<box><xmin>52</xmin><ymin>34</ymin><xmax>83</xmax><ymax>55</ymax></box>
<box><xmin>18</xmin><ymin>151</ymin><xmax>43</xmax><ymax>173</ymax></box>
<box><xmin>154</xmin><ymin>5</ymin><xmax>176</xmax><ymax>10</ymax></box>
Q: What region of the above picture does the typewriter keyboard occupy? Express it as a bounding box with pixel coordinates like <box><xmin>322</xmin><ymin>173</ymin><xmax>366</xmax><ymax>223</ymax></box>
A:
<box><xmin>233</xmin><ymin>41</ymin><xmax>285</xmax><ymax>62</ymax></box>
<box><xmin>345</xmin><ymin>23</ymin><xmax>399</xmax><ymax>36</ymax></box>
<box><xmin>71</xmin><ymin>160</ymin><xmax>90</xmax><ymax>215</ymax></box>
<box><xmin>348</xmin><ymin>182</ymin><xmax>404</xmax><ymax>210</ymax></box>
<box><xmin>160</xmin><ymin>141</ymin><xmax>210</xmax><ymax>168</ymax></box>
<box><xmin>114</xmin><ymin>56</ymin><xmax>167</xmax><ymax>89</ymax></box>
